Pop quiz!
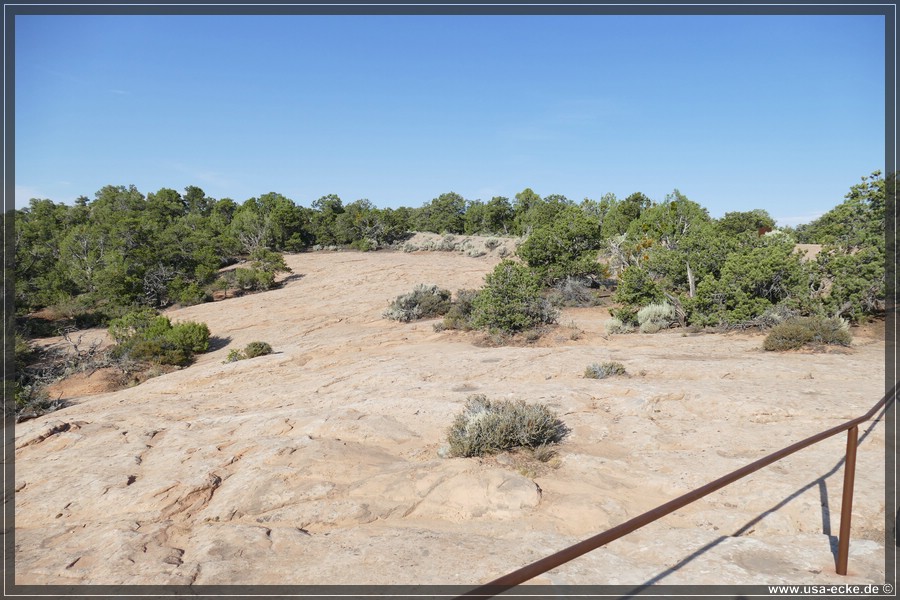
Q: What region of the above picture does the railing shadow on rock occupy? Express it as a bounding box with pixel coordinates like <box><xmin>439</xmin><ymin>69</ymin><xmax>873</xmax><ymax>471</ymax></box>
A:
<box><xmin>458</xmin><ymin>383</ymin><xmax>896</xmax><ymax>598</ymax></box>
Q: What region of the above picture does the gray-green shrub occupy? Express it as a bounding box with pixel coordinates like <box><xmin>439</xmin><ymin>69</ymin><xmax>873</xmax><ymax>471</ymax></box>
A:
<box><xmin>447</xmin><ymin>394</ymin><xmax>569</xmax><ymax>457</ymax></box>
<box><xmin>383</xmin><ymin>284</ymin><xmax>453</xmax><ymax>322</ymax></box>
<box><xmin>763</xmin><ymin>315</ymin><xmax>851</xmax><ymax>351</ymax></box>
<box><xmin>637</xmin><ymin>302</ymin><xmax>675</xmax><ymax>333</ymax></box>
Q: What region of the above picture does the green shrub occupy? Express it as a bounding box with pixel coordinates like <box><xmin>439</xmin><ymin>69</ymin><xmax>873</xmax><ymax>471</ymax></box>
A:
<box><xmin>233</xmin><ymin>267</ymin><xmax>276</xmax><ymax>292</ymax></box>
<box><xmin>224</xmin><ymin>341</ymin><xmax>274</xmax><ymax>362</ymax></box>
<box><xmin>613</xmin><ymin>266</ymin><xmax>665</xmax><ymax>317</ymax></box>
<box><xmin>763</xmin><ymin>316</ymin><xmax>852</xmax><ymax>351</ymax></box>
<box><xmin>350</xmin><ymin>238</ymin><xmax>376</xmax><ymax>252</ymax></box>
<box><xmin>442</xmin><ymin>289</ymin><xmax>479</xmax><ymax>330</ymax></box>
<box><xmin>167</xmin><ymin>321</ymin><xmax>211</xmax><ymax>354</ymax></box>
<box><xmin>244</xmin><ymin>341</ymin><xmax>273</xmax><ymax>358</ymax></box>
<box><xmin>108</xmin><ymin>310</ymin><xmax>211</xmax><ymax>366</ymax></box>
<box><xmin>383</xmin><ymin>284</ymin><xmax>453</xmax><ymax>322</ymax></box>
<box><xmin>584</xmin><ymin>361</ymin><xmax>627</xmax><ymax>379</ymax></box>
<box><xmin>447</xmin><ymin>395</ymin><xmax>569</xmax><ymax>457</ymax></box>
<box><xmin>484</xmin><ymin>238</ymin><xmax>501</xmax><ymax>250</ymax></box>
<box><xmin>470</xmin><ymin>260</ymin><xmax>558</xmax><ymax>334</ymax></box>
<box><xmin>225</xmin><ymin>349</ymin><xmax>245</xmax><ymax>363</ymax></box>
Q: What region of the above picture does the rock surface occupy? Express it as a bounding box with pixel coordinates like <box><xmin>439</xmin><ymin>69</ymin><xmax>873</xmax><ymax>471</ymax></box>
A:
<box><xmin>14</xmin><ymin>249</ymin><xmax>888</xmax><ymax>586</ymax></box>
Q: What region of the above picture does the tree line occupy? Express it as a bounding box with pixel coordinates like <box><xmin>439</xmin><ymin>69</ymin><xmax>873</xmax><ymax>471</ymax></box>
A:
<box><xmin>14</xmin><ymin>172</ymin><xmax>888</xmax><ymax>328</ymax></box>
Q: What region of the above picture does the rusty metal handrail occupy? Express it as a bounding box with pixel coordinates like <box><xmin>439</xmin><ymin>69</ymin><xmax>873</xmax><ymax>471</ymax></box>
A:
<box><xmin>460</xmin><ymin>385</ymin><xmax>894</xmax><ymax>597</ymax></box>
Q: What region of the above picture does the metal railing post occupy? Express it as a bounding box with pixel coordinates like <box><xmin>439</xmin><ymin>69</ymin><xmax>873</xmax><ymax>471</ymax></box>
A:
<box><xmin>836</xmin><ymin>424</ymin><xmax>859</xmax><ymax>575</ymax></box>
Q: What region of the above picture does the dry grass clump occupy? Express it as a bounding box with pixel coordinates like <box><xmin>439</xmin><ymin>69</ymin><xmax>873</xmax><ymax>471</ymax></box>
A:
<box><xmin>447</xmin><ymin>394</ymin><xmax>569</xmax><ymax>458</ymax></box>
<box><xmin>763</xmin><ymin>315</ymin><xmax>851</xmax><ymax>351</ymax></box>
<box><xmin>584</xmin><ymin>361</ymin><xmax>627</xmax><ymax>379</ymax></box>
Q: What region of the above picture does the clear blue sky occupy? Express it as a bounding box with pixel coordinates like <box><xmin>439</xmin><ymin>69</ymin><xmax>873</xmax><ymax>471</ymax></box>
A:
<box><xmin>15</xmin><ymin>14</ymin><xmax>885</xmax><ymax>225</ymax></box>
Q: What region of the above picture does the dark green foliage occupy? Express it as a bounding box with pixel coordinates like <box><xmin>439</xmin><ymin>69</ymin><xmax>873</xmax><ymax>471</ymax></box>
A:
<box><xmin>471</xmin><ymin>260</ymin><xmax>558</xmax><ymax>333</ymax></box>
<box><xmin>717</xmin><ymin>209</ymin><xmax>776</xmax><ymax>236</ymax></box>
<box><xmin>383</xmin><ymin>284</ymin><xmax>453</xmax><ymax>322</ymax></box>
<box><xmin>414</xmin><ymin>192</ymin><xmax>467</xmax><ymax>234</ymax></box>
<box><xmin>243</xmin><ymin>341</ymin><xmax>273</xmax><ymax>358</ymax></box>
<box><xmin>686</xmin><ymin>241</ymin><xmax>814</xmax><ymax>326</ymax></box>
<box><xmin>108</xmin><ymin>310</ymin><xmax>210</xmax><ymax>366</ymax></box>
<box><xmin>441</xmin><ymin>289</ymin><xmax>479</xmax><ymax>330</ymax></box>
<box><xmin>447</xmin><ymin>395</ymin><xmax>569</xmax><ymax>457</ymax></box>
<box><xmin>612</xmin><ymin>266</ymin><xmax>664</xmax><ymax>322</ymax></box>
<box><xmin>801</xmin><ymin>171</ymin><xmax>888</xmax><ymax>321</ymax></box>
<box><xmin>763</xmin><ymin>316</ymin><xmax>852</xmax><ymax>351</ymax></box>
<box><xmin>600</xmin><ymin>192</ymin><xmax>651</xmax><ymax>239</ymax></box>
<box><xmin>584</xmin><ymin>361</ymin><xmax>626</xmax><ymax>379</ymax></box>
<box><xmin>516</xmin><ymin>205</ymin><xmax>606</xmax><ymax>284</ymax></box>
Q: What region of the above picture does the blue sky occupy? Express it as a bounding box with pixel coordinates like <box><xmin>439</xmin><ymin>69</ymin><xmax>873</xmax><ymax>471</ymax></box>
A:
<box><xmin>15</xmin><ymin>14</ymin><xmax>885</xmax><ymax>225</ymax></box>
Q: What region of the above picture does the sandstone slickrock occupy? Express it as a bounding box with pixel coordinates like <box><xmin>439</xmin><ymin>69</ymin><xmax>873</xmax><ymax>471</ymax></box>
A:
<box><xmin>15</xmin><ymin>248</ymin><xmax>887</xmax><ymax>586</ymax></box>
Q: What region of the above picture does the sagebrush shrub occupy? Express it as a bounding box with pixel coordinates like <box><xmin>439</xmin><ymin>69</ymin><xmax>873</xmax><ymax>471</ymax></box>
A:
<box><xmin>383</xmin><ymin>284</ymin><xmax>452</xmax><ymax>322</ymax></box>
<box><xmin>584</xmin><ymin>361</ymin><xmax>627</xmax><ymax>379</ymax></box>
<box><xmin>549</xmin><ymin>276</ymin><xmax>600</xmax><ymax>307</ymax></box>
<box><xmin>763</xmin><ymin>315</ymin><xmax>852</xmax><ymax>351</ymax></box>
<box><xmin>447</xmin><ymin>395</ymin><xmax>569</xmax><ymax>457</ymax></box>
<box><xmin>604</xmin><ymin>317</ymin><xmax>633</xmax><ymax>335</ymax></box>
<box><xmin>636</xmin><ymin>302</ymin><xmax>675</xmax><ymax>332</ymax></box>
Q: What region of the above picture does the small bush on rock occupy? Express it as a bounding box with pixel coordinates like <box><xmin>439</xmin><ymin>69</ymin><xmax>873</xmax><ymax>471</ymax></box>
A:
<box><xmin>225</xmin><ymin>341</ymin><xmax>274</xmax><ymax>362</ymax></box>
<box><xmin>584</xmin><ymin>361</ymin><xmax>627</xmax><ymax>379</ymax></box>
<box><xmin>447</xmin><ymin>394</ymin><xmax>569</xmax><ymax>457</ymax></box>
<box><xmin>383</xmin><ymin>284</ymin><xmax>453</xmax><ymax>322</ymax></box>
<box><xmin>244</xmin><ymin>341</ymin><xmax>274</xmax><ymax>358</ymax></box>
<box><xmin>108</xmin><ymin>310</ymin><xmax>211</xmax><ymax>366</ymax></box>
<box><xmin>763</xmin><ymin>316</ymin><xmax>852</xmax><ymax>351</ymax></box>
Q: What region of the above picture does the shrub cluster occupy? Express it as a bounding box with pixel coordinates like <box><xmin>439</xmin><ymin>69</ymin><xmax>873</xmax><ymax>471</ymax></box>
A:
<box><xmin>382</xmin><ymin>284</ymin><xmax>453</xmax><ymax>322</ymax></box>
<box><xmin>108</xmin><ymin>309</ymin><xmax>211</xmax><ymax>366</ymax></box>
<box><xmin>762</xmin><ymin>315</ymin><xmax>852</xmax><ymax>351</ymax></box>
<box><xmin>447</xmin><ymin>394</ymin><xmax>569</xmax><ymax>457</ymax></box>
<box><xmin>584</xmin><ymin>361</ymin><xmax>627</xmax><ymax>379</ymax></box>
<box><xmin>225</xmin><ymin>341</ymin><xmax>274</xmax><ymax>362</ymax></box>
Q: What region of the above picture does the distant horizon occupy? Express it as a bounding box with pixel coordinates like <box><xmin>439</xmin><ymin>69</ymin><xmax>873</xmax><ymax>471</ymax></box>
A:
<box><xmin>14</xmin><ymin>13</ymin><xmax>887</xmax><ymax>229</ymax></box>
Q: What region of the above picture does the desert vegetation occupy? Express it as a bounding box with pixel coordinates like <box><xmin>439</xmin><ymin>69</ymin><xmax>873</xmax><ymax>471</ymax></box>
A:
<box><xmin>446</xmin><ymin>394</ymin><xmax>570</xmax><ymax>458</ymax></box>
<box><xmin>225</xmin><ymin>341</ymin><xmax>274</xmax><ymax>363</ymax></box>
<box><xmin>12</xmin><ymin>171</ymin><xmax>889</xmax><ymax>416</ymax></box>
